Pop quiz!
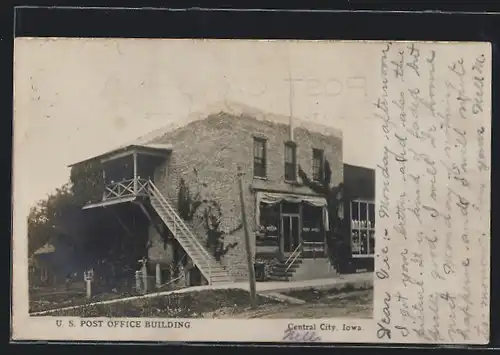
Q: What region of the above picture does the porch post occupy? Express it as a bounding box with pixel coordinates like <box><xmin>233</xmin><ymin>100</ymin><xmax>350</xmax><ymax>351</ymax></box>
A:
<box><xmin>155</xmin><ymin>263</ymin><xmax>162</xmax><ymax>288</ymax></box>
<box><xmin>279</xmin><ymin>203</ymin><xmax>284</xmax><ymax>262</ymax></box>
<box><xmin>133</xmin><ymin>152</ymin><xmax>138</xmax><ymax>194</ymax></box>
<box><xmin>141</xmin><ymin>259</ymin><xmax>148</xmax><ymax>293</ymax></box>
<box><xmin>299</xmin><ymin>203</ymin><xmax>303</xmax><ymax>252</ymax></box>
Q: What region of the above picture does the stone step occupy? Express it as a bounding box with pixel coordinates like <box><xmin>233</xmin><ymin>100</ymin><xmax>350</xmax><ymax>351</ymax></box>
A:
<box><xmin>289</xmin><ymin>258</ymin><xmax>338</xmax><ymax>281</ymax></box>
<box><xmin>272</xmin><ymin>263</ymin><xmax>302</xmax><ymax>271</ymax></box>
<box><xmin>277</xmin><ymin>259</ymin><xmax>303</xmax><ymax>265</ymax></box>
<box><xmin>277</xmin><ymin>260</ymin><xmax>303</xmax><ymax>266</ymax></box>
<box><xmin>268</xmin><ymin>275</ymin><xmax>292</xmax><ymax>281</ymax></box>
<box><xmin>270</xmin><ymin>270</ymin><xmax>295</xmax><ymax>277</ymax></box>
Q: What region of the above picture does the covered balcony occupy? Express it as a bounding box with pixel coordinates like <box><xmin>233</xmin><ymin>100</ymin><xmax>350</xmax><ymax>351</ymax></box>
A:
<box><xmin>71</xmin><ymin>143</ymin><xmax>172</xmax><ymax>210</ymax></box>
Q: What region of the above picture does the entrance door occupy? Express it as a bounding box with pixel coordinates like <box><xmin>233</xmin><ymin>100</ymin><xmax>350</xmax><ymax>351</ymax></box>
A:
<box><xmin>282</xmin><ymin>215</ymin><xmax>300</xmax><ymax>253</ymax></box>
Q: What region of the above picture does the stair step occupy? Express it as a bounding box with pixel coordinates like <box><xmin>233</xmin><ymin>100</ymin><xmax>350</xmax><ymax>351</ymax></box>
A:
<box><xmin>208</xmin><ymin>272</ymin><xmax>231</xmax><ymax>277</ymax></box>
<box><xmin>284</xmin><ymin>258</ymin><xmax>303</xmax><ymax>263</ymax></box>
<box><xmin>207</xmin><ymin>271</ymin><xmax>230</xmax><ymax>276</ymax></box>
<box><xmin>276</xmin><ymin>261</ymin><xmax>302</xmax><ymax>266</ymax></box>
<box><xmin>268</xmin><ymin>275</ymin><xmax>291</xmax><ymax>281</ymax></box>
<box><xmin>203</xmin><ymin>267</ymin><xmax>228</xmax><ymax>272</ymax></box>
<box><xmin>273</xmin><ymin>265</ymin><xmax>300</xmax><ymax>270</ymax></box>
<box><xmin>273</xmin><ymin>264</ymin><xmax>301</xmax><ymax>270</ymax></box>
<box><xmin>272</xmin><ymin>268</ymin><xmax>299</xmax><ymax>273</ymax></box>
<box><xmin>197</xmin><ymin>265</ymin><xmax>227</xmax><ymax>272</ymax></box>
<box><xmin>275</xmin><ymin>263</ymin><xmax>302</xmax><ymax>268</ymax></box>
<box><xmin>207</xmin><ymin>273</ymin><xmax>231</xmax><ymax>278</ymax></box>
<box><xmin>270</xmin><ymin>273</ymin><xmax>294</xmax><ymax>278</ymax></box>
<box><xmin>210</xmin><ymin>275</ymin><xmax>232</xmax><ymax>280</ymax></box>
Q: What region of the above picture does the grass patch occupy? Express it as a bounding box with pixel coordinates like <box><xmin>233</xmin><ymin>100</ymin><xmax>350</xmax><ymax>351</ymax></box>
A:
<box><xmin>29</xmin><ymin>289</ymin><xmax>139</xmax><ymax>313</ymax></box>
<box><xmin>35</xmin><ymin>289</ymin><xmax>281</xmax><ymax>318</ymax></box>
<box><xmin>282</xmin><ymin>283</ymin><xmax>372</xmax><ymax>303</ymax></box>
<box><xmin>29</xmin><ymin>281</ymin><xmax>187</xmax><ymax>313</ymax></box>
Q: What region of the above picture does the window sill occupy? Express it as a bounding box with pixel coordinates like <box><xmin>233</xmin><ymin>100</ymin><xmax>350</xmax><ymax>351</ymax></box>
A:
<box><xmin>284</xmin><ymin>179</ymin><xmax>301</xmax><ymax>186</ymax></box>
<box><xmin>253</xmin><ymin>176</ymin><xmax>268</xmax><ymax>180</ymax></box>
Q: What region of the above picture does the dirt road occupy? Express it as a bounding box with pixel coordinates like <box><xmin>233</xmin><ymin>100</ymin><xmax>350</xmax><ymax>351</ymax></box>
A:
<box><xmin>216</xmin><ymin>289</ymin><xmax>373</xmax><ymax>319</ymax></box>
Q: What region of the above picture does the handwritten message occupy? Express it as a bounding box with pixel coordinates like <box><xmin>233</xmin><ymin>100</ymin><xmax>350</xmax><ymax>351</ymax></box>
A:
<box><xmin>374</xmin><ymin>42</ymin><xmax>491</xmax><ymax>344</ymax></box>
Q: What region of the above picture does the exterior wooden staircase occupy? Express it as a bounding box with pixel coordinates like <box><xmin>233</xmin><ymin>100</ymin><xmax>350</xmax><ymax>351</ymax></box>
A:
<box><xmin>147</xmin><ymin>181</ymin><xmax>233</xmax><ymax>285</ymax></box>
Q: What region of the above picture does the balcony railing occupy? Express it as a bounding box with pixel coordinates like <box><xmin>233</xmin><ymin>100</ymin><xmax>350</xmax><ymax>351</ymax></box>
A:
<box><xmin>103</xmin><ymin>178</ymin><xmax>150</xmax><ymax>200</ymax></box>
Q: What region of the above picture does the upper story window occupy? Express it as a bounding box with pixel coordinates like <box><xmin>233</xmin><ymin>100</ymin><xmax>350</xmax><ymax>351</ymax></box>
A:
<box><xmin>253</xmin><ymin>137</ymin><xmax>267</xmax><ymax>178</ymax></box>
<box><xmin>284</xmin><ymin>142</ymin><xmax>297</xmax><ymax>181</ymax></box>
<box><xmin>312</xmin><ymin>148</ymin><xmax>325</xmax><ymax>181</ymax></box>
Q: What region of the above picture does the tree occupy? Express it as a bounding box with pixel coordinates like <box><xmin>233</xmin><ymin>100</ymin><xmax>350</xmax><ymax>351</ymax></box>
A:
<box><xmin>69</xmin><ymin>160</ymin><xmax>105</xmax><ymax>206</ymax></box>
<box><xmin>27</xmin><ymin>183</ymin><xmax>79</xmax><ymax>257</ymax></box>
<box><xmin>298</xmin><ymin>160</ymin><xmax>350</xmax><ymax>269</ymax></box>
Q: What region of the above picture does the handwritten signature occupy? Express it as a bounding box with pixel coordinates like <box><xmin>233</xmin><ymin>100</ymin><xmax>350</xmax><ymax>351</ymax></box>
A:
<box><xmin>282</xmin><ymin>329</ymin><xmax>321</xmax><ymax>342</ymax></box>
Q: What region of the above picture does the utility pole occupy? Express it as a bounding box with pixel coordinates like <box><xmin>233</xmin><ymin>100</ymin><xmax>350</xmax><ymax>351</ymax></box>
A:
<box><xmin>237</xmin><ymin>166</ymin><xmax>257</xmax><ymax>308</ymax></box>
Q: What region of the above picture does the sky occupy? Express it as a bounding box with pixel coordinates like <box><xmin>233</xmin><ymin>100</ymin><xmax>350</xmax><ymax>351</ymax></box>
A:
<box><xmin>13</xmin><ymin>38</ymin><xmax>379</xmax><ymax>211</ymax></box>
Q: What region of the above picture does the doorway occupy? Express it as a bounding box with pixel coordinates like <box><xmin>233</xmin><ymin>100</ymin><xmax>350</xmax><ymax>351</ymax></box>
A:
<box><xmin>281</xmin><ymin>214</ymin><xmax>300</xmax><ymax>253</ymax></box>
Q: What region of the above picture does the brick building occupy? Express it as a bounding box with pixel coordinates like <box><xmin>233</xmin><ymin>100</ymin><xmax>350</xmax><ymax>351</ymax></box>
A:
<box><xmin>71</xmin><ymin>104</ymin><xmax>372</xmax><ymax>287</ymax></box>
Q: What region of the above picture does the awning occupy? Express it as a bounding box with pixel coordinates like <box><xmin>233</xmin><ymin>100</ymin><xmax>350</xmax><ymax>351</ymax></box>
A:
<box><xmin>255</xmin><ymin>191</ymin><xmax>329</xmax><ymax>231</ymax></box>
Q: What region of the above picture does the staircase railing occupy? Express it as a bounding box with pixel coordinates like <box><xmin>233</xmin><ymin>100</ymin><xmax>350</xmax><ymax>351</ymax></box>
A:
<box><xmin>147</xmin><ymin>180</ymin><xmax>214</xmax><ymax>284</ymax></box>
<box><xmin>285</xmin><ymin>243</ymin><xmax>302</xmax><ymax>273</ymax></box>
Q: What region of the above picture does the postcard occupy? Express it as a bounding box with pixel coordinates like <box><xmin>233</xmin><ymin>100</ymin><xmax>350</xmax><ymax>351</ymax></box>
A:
<box><xmin>11</xmin><ymin>38</ymin><xmax>491</xmax><ymax>344</ymax></box>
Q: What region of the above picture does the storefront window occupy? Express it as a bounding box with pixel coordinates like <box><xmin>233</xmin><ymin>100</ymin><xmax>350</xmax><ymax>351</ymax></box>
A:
<box><xmin>302</xmin><ymin>204</ymin><xmax>324</xmax><ymax>242</ymax></box>
<box><xmin>257</xmin><ymin>202</ymin><xmax>280</xmax><ymax>246</ymax></box>
<box><xmin>255</xmin><ymin>194</ymin><xmax>328</xmax><ymax>252</ymax></box>
<box><xmin>350</xmin><ymin>200</ymin><xmax>375</xmax><ymax>256</ymax></box>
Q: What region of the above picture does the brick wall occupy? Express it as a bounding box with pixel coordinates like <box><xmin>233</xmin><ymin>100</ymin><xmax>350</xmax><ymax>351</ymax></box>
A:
<box><xmin>147</xmin><ymin>112</ymin><xmax>343</xmax><ymax>281</ymax></box>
